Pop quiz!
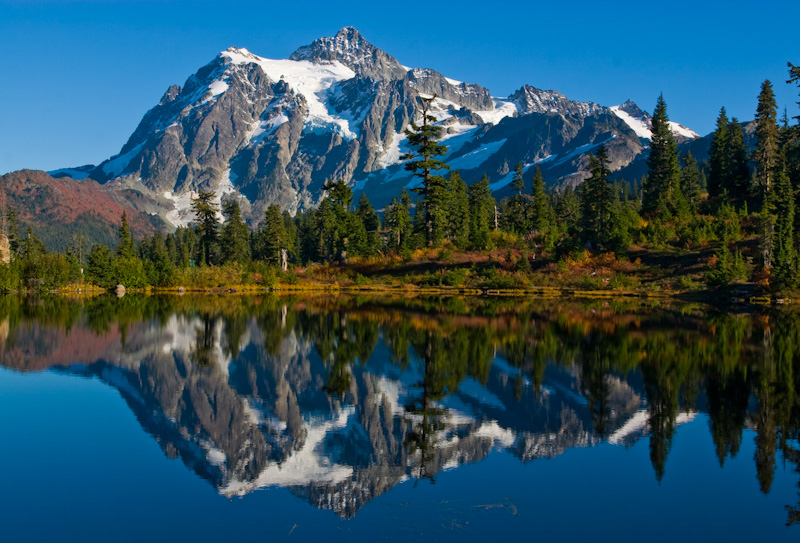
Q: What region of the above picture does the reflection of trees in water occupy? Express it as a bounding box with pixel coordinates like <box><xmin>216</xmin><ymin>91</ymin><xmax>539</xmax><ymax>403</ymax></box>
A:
<box><xmin>191</xmin><ymin>313</ymin><xmax>219</xmax><ymax>368</ymax></box>
<box><xmin>4</xmin><ymin>295</ymin><xmax>800</xmax><ymax>523</ymax></box>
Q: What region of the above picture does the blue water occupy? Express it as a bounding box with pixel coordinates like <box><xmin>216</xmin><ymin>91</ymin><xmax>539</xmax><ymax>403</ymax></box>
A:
<box><xmin>0</xmin><ymin>296</ymin><xmax>799</xmax><ymax>542</ymax></box>
<box><xmin>0</xmin><ymin>367</ymin><xmax>796</xmax><ymax>542</ymax></box>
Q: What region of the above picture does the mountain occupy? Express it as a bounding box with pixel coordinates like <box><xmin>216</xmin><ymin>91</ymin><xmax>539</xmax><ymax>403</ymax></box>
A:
<box><xmin>0</xmin><ymin>169</ymin><xmax>161</xmax><ymax>250</ymax></box>
<box><xmin>54</xmin><ymin>27</ymin><xmax>700</xmax><ymax>227</ymax></box>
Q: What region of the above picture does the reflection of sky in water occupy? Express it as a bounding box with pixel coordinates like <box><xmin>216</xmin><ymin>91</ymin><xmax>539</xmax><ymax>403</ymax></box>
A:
<box><xmin>1</xmin><ymin>368</ymin><xmax>795</xmax><ymax>542</ymax></box>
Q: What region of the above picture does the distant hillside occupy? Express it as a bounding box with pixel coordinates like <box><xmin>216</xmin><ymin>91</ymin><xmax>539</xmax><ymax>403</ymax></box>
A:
<box><xmin>0</xmin><ymin>170</ymin><xmax>163</xmax><ymax>251</ymax></box>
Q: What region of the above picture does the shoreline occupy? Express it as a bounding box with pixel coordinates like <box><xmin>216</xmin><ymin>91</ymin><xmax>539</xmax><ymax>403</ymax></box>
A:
<box><xmin>1</xmin><ymin>281</ymin><xmax>786</xmax><ymax>307</ymax></box>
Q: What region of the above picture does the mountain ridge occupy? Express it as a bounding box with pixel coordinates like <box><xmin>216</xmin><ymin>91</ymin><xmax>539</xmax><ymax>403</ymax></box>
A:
<box><xmin>49</xmin><ymin>27</ymin><xmax>701</xmax><ymax>227</ymax></box>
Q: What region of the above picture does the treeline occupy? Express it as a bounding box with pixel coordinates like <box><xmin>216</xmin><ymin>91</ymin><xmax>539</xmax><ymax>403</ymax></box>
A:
<box><xmin>1</xmin><ymin>63</ymin><xmax>800</xmax><ymax>292</ymax></box>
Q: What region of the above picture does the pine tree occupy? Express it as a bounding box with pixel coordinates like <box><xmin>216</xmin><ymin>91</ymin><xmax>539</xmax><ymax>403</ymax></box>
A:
<box><xmin>530</xmin><ymin>166</ymin><xmax>553</xmax><ymax>236</ymax></box>
<box><xmin>788</xmin><ymin>62</ymin><xmax>800</xmax><ymax>123</ymax></box>
<box><xmin>708</xmin><ymin>107</ymin><xmax>730</xmax><ymax>201</ymax></box>
<box><xmin>680</xmin><ymin>151</ymin><xmax>702</xmax><ymax>211</ymax></box>
<box><xmin>355</xmin><ymin>194</ymin><xmax>381</xmax><ymax>256</ymax></box>
<box><xmin>384</xmin><ymin>189</ymin><xmax>413</xmax><ymax>252</ymax></box>
<box><xmin>256</xmin><ymin>204</ymin><xmax>289</xmax><ymax>266</ymax></box>
<box><xmin>505</xmin><ymin>162</ymin><xmax>529</xmax><ymax>234</ymax></box>
<box><xmin>445</xmin><ymin>171</ymin><xmax>470</xmax><ymax>248</ymax></box>
<box><xmin>772</xmin><ymin>166</ymin><xmax>796</xmax><ymax>286</ymax></box>
<box><xmin>642</xmin><ymin>94</ymin><xmax>681</xmax><ymax>216</ymax></box>
<box><xmin>556</xmin><ymin>186</ymin><xmax>581</xmax><ymax>235</ymax></box>
<box><xmin>5</xmin><ymin>208</ymin><xmax>19</xmax><ymax>256</ymax></box>
<box><xmin>322</xmin><ymin>179</ymin><xmax>353</xmax><ymax>211</ymax></box>
<box><xmin>580</xmin><ymin>146</ymin><xmax>613</xmax><ymax>249</ymax></box>
<box><xmin>511</xmin><ymin>162</ymin><xmax>525</xmax><ymax>194</ymax></box>
<box><xmin>116</xmin><ymin>211</ymin><xmax>136</xmax><ymax>259</ymax></box>
<box><xmin>148</xmin><ymin>232</ymin><xmax>173</xmax><ymax>285</ymax></box>
<box><xmin>401</xmin><ymin>94</ymin><xmax>450</xmax><ymax>246</ymax></box>
<box><xmin>220</xmin><ymin>199</ymin><xmax>251</xmax><ymax>264</ymax></box>
<box><xmin>727</xmin><ymin>118</ymin><xmax>750</xmax><ymax>203</ymax></box>
<box><xmin>191</xmin><ymin>190</ymin><xmax>220</xmax><ymax>265</ymax></box>
<box><xmin>469</xmin><ymin>175</ymin><xmax>495</xmax><ymax>250</ymax></box>
<box><xmin>86</xmin><ymin>243</ymin><xmax>114</xmax><ymax>288</ymax></box>
<box><xmin>755</xmin><ymin>80</ymin><xmax>780</xmax><ymax>196</ymax></box>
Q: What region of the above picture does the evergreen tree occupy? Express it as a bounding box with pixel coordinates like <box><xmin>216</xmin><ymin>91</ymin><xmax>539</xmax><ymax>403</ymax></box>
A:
<box><xmin>445</xmin><ymin>171</ymin><xmax>470</xmax><ymax>249</ymax></box>
<box><xmin>708</xmin><ymin>107</ymin><xmax>730</xmax><ymax>201</ymax></box>
<box><xmin>5</xmin><ymin>208</ymin><xmax>19</xmax><ymax>256</ymax></box>
<box><xmin>755</xmin><ymin>80</ymin><xmax>780</xmax><ymax>195</ymax></box>
<box><xmin>116</xmin><ymin>211</ymin><xmax>136</xmax><ymax>259</ymax></box>
<box><xmin>580</xmin><ymin>146</ymin><xmax>613</xmax><ymax>249</ymax></box>
<box><xmin>86</xmin><ymin>243</ymin><xmax>114</xmax><ymax>287</ymax></box>
<box><xmin>642</xmin><ymin>94</ymin><xmax>681</xmax><ymax>216</ymax></box>
<box><xmin>19</xmin><ymin>227</ymin><xmax>46</xmax><ymax>262</ymax></box>
<box><xmin>355</xmin><ymin>194</ymin><xmax>381</xmax><ymax>256</ymax></box>
<box><xmin>726</xmin><ymin>118</ymin><xmax>750</xmax><ymax>203</ymax></box>
<box><xmin>384</xmin><ymin>189</ymin><xmax>413</xmax><ymax>252</ymax></box>
<box><xmin>148</xmin><ymin>232</ymin><xmax>173</xmax><ymax>285</ymax></box>
<box><xmin>282</xmin><ymin>210</ymin><xmax>298</xmax><ymax>262</ymax></box>
<box><xmin>401</xmin><ymin>94</ymin><xmax>450</xmax><ymax>246</ymax></box>
<box><xmin>191</xmin><ymin>190</ymin><xmax>220</xmax><ymax>265</ymax></box>
<box><xmin>322</xmin><ymin>179</ymin><xmax>353</xmax><ymax>211</ymax></box>
<box><xmin>556</xmin><ymin>186</ymin><xmax>581</xmax><ymax>235</ymax></box>
<box><xmin>788</xmin><ymin>62</ymin><xmax>800</xmax><ymax>123</ymax></box>
<box><xmin>680</xmin><ymin>151</ymin><xmax>702</xmax><ymax>211</ymax></box>
<box><xmin>255</xmin><ymin>204</ymin><xmax>289</xmax><ymax>265</ymax></box>
<box><xmin>505</xmin><ymin>163</ymin><xmax>530</xmax><ymax>234</ymax></box>
<box><xmin>530</xmin><ymin>166</ymin><xmax>553</xmax><ymax>236</ymax></box>
<box><xmin>772</xmin><ymin>166</ymin><xmax>796</xmax><ymax>287</ymax></box>
<box><xmin>511</xmin><ymin>161</ymin><xmax>525</xmax><ymax>194</ymax></box>
<box><xmin>468</xmin><ymin>175</ymin><xmax>495</xmax><ymax>250</ymax></box>
<box><xmin>220</xmin><ymin>199</ymin><xmax>251</xmax><ymax>264</ymax></box>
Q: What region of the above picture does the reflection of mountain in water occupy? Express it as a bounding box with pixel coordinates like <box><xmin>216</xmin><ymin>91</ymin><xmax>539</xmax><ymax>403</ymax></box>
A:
<box><xmin>0</xmin><ymin>296</ymin><xmax>796</xmax><ymax>522</ymax></box>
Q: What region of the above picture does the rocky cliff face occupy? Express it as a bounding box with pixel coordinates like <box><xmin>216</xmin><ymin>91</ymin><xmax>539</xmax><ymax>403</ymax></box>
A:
<box><xmin>53</xmin><ymin>27</ymin><xmax>699</xmax><ymax>226</ymax></box>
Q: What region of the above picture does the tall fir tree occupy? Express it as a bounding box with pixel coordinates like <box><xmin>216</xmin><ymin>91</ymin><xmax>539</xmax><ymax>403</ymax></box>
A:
<box><xmin>726</xmin><ymin>118</ymin><xmax>750</xmax><ymax>203</ymax></box>
<box><xmin>771</xmin><ymin>165</ymin><xmax>796</xmax><ymax>286</ymax></box>
<box><xmin>468</xmin><ymin>175</ymin><xmax>495</xmax><ymax>250</ymax></box>
<box><xmin>220</xmin><ymin>199</ymin><xmax>251</xmax><ymax>264</ymax></box>
<box><xmin>505</xmin><ymin>163</ymin><xmax>530</xmax><ymax>234</ymax></box>
<box><xmin>148</xmin><ymin>232</ymin><xmax>174</xmax><ymax>285</ymax></box>
<box><xmin>755</xmin><ymin>80</ymin><xmax>780</xmax><ymax>196</ymax></box>
<box><xmin>642</xmin><ymin>94</ymin><xmax>681</xmax><ymax>216</ymax></box>
<box><xmin>255</xmin><ymin>205</ymin><xmax>289</xmax><ymax>265</ymax></box>
<box><xmin>401</xmin><ymin>94</ymin><xmax>450</xmax><ymax>246</ymax></box>
<box><xmin>530</xmin><ymin>166</ymin><xmax>553</xmax><ymax>236</ymax></box>
<box><xmin>116</xmin><ymin>211</ymin><xmax>136</xmax><ymax>259</ymax></box>
<box><xmin>5</xmin><ymin>208</ymin><xmax>19</xmax><ymax>256</ymax></box>
<box><xmin>355</xmin><ymin>194</ymin><xmax>381</xmax><ymax>256</ymax></box>
<box><xmin>580</xmin><ymin>146</ymin><xmax>613</xmax><ymax>249</ymax></box>
<box><xmin>191</xmin><ymin>190</ymin><xmax>220</xmax><ymax>265</ymax></box>
<box><xmin>384</xmin><ymin>189</ymin><xmax>413</xmax><ymax>251</ymax></box>
<box><xmin>680</xmin><ymin>151</ymin><xmax>702</xmax><ymax>211</ymax></box>
<box><xmin>322</xmin><ymin>179</ymin><xmax>353</xmax><ymax>211</ymax></box>
<box><xmin>708</xmin><ymin>107</ymin><xmax>730</xmax><ymax>201</ymax></box>
<box><xmin>445</xmin><ymin>171</ymin><xmax>470</xmax><ymax>249</ymax></box>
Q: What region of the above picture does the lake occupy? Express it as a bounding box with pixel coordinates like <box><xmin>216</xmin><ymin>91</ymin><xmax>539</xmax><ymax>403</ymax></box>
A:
<box><xmin>0</xmin><ymin>294</ymin><xmax>798</xmax><ymax>542</ymax></box>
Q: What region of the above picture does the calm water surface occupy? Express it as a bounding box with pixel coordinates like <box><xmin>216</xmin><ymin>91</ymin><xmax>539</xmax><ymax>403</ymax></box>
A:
<box><xmin>0</xmin><ymin>294</ymin><xmax>799</xmax><ymax>542</ymax></box>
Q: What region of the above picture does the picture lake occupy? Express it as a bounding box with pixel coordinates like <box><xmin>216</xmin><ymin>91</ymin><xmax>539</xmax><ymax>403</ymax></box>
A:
<box><xmin>1</xmin><ymin>294</ymin><xmax>799</xmax><ymax>542</ymax></box>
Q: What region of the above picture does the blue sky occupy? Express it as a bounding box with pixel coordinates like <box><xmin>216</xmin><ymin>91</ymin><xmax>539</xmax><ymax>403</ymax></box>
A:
<box><xmin>1</xmin><ymin>0</ymin><xmax>798</xmax><ymax>174</ymax></box>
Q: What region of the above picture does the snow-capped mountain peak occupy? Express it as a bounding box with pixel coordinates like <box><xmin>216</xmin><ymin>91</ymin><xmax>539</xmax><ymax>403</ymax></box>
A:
<box><xmin>611</xmin><ymin>99</ymin><xmax>699</xmax><ymax>141</ymax></box>
<box><xmin>290</xmin><ymin>26</ymin><xmax>407</xmax><ymax>81</ymax></box>
<box><xmin>67</xmin><ymin>28</ymin><xmax>703</xmax><ymax>228</ymax></box>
